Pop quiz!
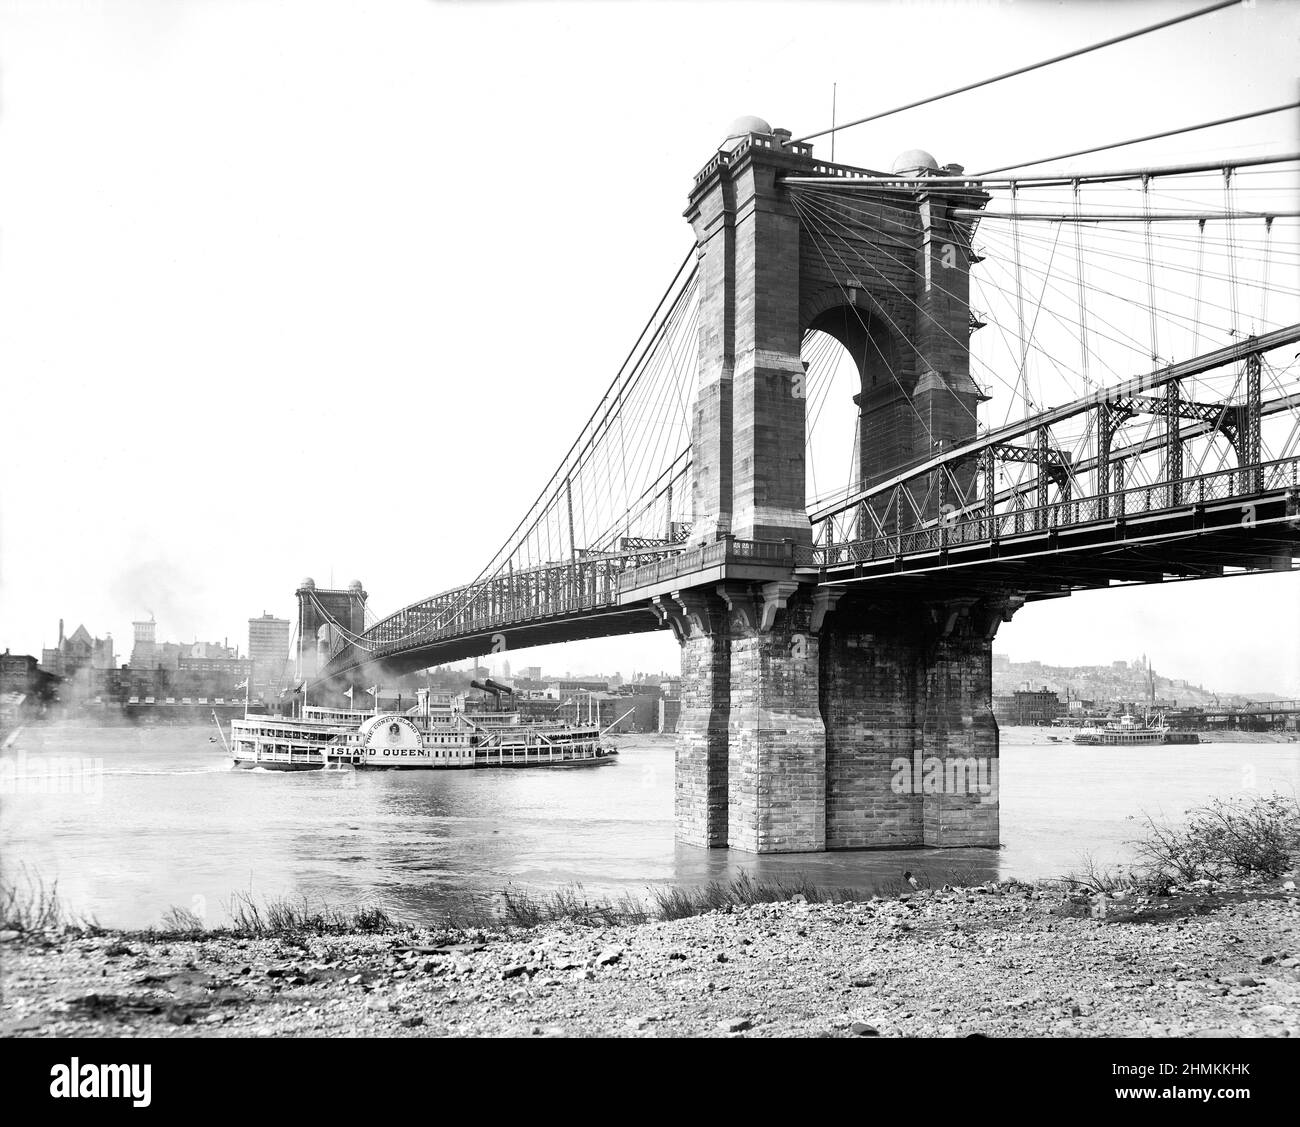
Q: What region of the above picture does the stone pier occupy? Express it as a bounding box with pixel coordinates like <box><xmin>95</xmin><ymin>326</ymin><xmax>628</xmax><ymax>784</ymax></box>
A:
<box><xmin>662</xmin><ymin>592</ymin><xmax>731</xmax><ymax>848</ymax></box>
<box><xmin>722</xmin><ymin>582</ymin><xmax>825</xmax><ymax>853</ymax></box>
<box><xmin>671</xmin><ymin>583</ymin><xmax>1018</xmax><ymax>853</ymax></box>
<box><xmin>670</xmin><ymin>118</ymin><xmax>999</xmax><ymax>853</ymax></box>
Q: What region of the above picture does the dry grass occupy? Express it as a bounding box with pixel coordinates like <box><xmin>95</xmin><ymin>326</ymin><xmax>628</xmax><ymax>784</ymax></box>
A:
<box><xmin>0</xmin><ymin>865</ymin><xmax>97</xmax><ymax>933</ymax></box>
<box><xmin>469</xmin><ymin>871</ymin><xmax>880</xmax><ymax>928</ymax></box>
<box><xmin>8</xmin><ymin>865</ymin><xmax>940</xmax><ymax>941</ymax></box>
<box><xmin>219</xmin><ymin>892</ymin><xmax>396</xmax><ymax>937</ymax></box>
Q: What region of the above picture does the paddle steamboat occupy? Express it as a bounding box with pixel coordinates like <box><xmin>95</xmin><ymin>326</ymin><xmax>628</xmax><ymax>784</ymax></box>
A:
<box><xmin>1071</xmin><ymin>713</ymin><xmax>1167</xmax><ymax>746</ymax></box>
<box><xmin>223</xmin><ymin>688</ymin><xmax>617</xmax><ymax>771</ymax></box>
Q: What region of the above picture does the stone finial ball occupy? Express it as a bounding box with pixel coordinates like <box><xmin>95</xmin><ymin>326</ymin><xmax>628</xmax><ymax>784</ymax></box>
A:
<box><xmin>725</xmin><ymin>115</ymin><xmax>773</xmax><ymax>140</ymax></box>
<box><xmin>300</xmin><ymin>577</ymin><xmax>316</xmax><ymax>590</ymax></box>
<box><xmin>891</xmin><ymin>149</ymin><xmax>940</xmax><ymax>175</ymax></box>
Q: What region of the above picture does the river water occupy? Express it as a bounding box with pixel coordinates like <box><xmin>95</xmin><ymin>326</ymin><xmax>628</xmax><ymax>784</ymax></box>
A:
<box><xmin>2</xmin><ymin>724</ymin><xmax>1297</xmax><ymax>930</ymax></box>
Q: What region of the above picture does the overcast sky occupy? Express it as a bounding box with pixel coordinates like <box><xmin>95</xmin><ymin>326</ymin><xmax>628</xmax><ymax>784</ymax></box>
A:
<box><xmin>1</xmin><ymin>0</ymin><xmax>1297</xmax><ymax>693</ymax></box>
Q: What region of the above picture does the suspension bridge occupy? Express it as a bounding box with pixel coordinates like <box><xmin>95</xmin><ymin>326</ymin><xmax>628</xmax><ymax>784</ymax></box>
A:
<box><xmin>293</xmin><ymin>11</ymin><xmax>1300</xmax><ymax>855</ymax></box>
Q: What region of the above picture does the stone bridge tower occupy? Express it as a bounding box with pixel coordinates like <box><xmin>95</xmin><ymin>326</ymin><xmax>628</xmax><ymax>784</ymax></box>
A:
<box><xmin>295</xmin><ymin>578</ymin><xmax>367</xmax><ymax>681</ymax></box>
<box><xmin>668</xmin><ymin>116</ymin><xmax>1017</xmax><ymax>854</ymax></box>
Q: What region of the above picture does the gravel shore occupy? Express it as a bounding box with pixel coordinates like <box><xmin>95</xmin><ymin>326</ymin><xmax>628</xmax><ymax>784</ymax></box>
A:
<box><xmin>3</xmin><ymin>877</ymin><xmax>1298</xmax><ymax>1038</ymax></box>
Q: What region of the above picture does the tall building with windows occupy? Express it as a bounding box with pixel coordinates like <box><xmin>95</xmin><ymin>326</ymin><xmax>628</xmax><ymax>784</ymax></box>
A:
<box><xmin>993</xmin><ymin>687</ymin><xmax>1064</xmax><ymax>725</ymax></box>
<box><xmin>248</xmin><ymin>613</ymin><xmax>291</xmax><ymax>696</ymax></box>
<box><xmin>129</xmin><ymin>617</ymin><xmax>157</xmax><ymax>670</ymax></box>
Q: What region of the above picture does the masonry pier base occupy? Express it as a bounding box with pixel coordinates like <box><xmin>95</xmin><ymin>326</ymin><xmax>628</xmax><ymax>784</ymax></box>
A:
<box><xmin>666</xmin><ymin>584</ymin><xmax>1021</xmax><ymax>854</ymax></box>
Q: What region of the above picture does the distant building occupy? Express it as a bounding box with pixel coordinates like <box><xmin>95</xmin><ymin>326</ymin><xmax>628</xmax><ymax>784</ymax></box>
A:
<box><xmin>659</xmin><ymin>697</ymin><xmax>681</xmax><ymax>733</ymax></box>
<box><xmin>248</xmin><ymin>613</ymin><xmax>291</xmax><ymax>696</ymax></box>
<box><xmin>545</xmin><ymin>679</ymin><xmax>608</xmax><ymax>698</ymax></box>
<box><xmin>175</xmin><ymin>654</ymin><xmax>252</xmax><ymax>699</ymax></box>
<box><xmin>120</xmin><ymin>665</ymin><xmax>171</xmax><ymax>701</ymax></box>
<box><xmin>994</xmin><ymin>686</ymin><xmax>1063</xmax><ymax>725</ymax></box>
<box><xmin>126</xmin><ymin>619</ymin><xmax>205</xmax><ymax>673</ymax></box>
<box><xmin>541</xmin><ymin>691</ymin><xmax>657</xmax><ymax>732</ymax></box>
<box><xmin>187</xmin><ymin>640</ymin><xmax>238</xmax><ymax>660</ymax></box>
<box><xmin>38</xmin><ymin>620</ymin><xmax>115</xmax><ymax>704</ymax></box>
<box><xmin>129</xmin><ymin>617</ymin><xmax>158</xmax><ymax>671</ymax></box>
<box><xmin>119</xmin><ymin>621</ymin><xmax>250</xmax><ymax>702</ymax></box>
<box><xmin>41</xmin><ymin>620</ymin><xmax>114</xmax><ymax>678</ymax></box>
<box><xmin>1</xmin><ymin>650</ymin><xmax>45</xmax><ymax>696</ymax></box>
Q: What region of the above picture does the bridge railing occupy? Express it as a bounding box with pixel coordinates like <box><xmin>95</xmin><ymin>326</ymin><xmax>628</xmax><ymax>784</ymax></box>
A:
<box><xmin>815</xmin><ymin>456</ymin><xmax>1300</xmax><ymax>566</ymax></box>
<box><xmin>333</xmin><ymin>536</ymin><xmax>826</xmax><ymax>672</ymax></box>
<box><xmin>616</xmin><ymin>535</ymin><xmax>817</xmax><ymax>594</ymax></box>
<box><xmin>335</xmin><ymin>549</ymin><xmax>672</xmax><ymax>668</ymax></box>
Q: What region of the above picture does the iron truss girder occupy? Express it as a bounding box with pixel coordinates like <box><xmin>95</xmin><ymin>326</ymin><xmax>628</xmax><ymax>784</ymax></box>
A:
<box><xmin>1109</xmin><ymin>394</ymin><xmax>1239</xmax><ymax>438</ymax></box>
<box><xmin>984</xmin><ymin>441</ymin><xmax>1072</xmax><ymax>486</ymax></box>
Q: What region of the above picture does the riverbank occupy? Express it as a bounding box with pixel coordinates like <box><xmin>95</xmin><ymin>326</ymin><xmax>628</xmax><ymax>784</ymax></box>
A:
<box><xmin>4</xmin><ymin>876</ymin><xmax>1297</xmax><ymax>1038</ymax></box>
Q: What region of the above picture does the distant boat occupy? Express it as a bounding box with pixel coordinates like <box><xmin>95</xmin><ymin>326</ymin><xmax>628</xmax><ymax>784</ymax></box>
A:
<box><xmin>1073</xmin><ymin>657</ymin><xmax>1200</xmax><ymax>746</ymax></box>
<box><xmin>1073</xmin><ymin>714</ymin><xmax>1165</xmax><ymax>745</ymax></box>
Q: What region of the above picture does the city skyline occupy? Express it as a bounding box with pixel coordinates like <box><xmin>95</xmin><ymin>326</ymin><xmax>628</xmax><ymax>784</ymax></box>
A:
<box><xmin>6</xmin><ymin>595</ymin><xmax>1292</xmax><ymax>701</ymax></box>
<box><xmin>1</xmin><ymin>1</ymin><xmax>1296</xmax><ymax>696</ymax></box>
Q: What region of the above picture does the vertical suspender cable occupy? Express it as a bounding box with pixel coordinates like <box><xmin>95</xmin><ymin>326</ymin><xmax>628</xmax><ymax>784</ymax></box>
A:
<box><xmin>566</xmin><ymin>477</ymin><xmax>576</xmax><ymax>566</ymax></box>
<box><xmin>1071</xmin><ymin>178</ymin><xmax>1091</xmax><ymax>389</ymax></box>
<box><xmin>1010</xmin><ymin>181</ymin><xmax>1029</xmax><ymax>418</ymax></box>
<box><xmin>1260</xmin><ymin>216</ymin><xmax>1273</xmax><ymax>330</ymax></box>
<box><xmin>1141</xmin><ymin>174</ymin><xmax>1160</xmax><ymax>363</ymax></box>
<box><xmin>1191</xmin><ymin>219</ymin><xmax>1206</xmax><ymax>358</ymax></box>
<box><xmin>1223</xmin><ymin>168</ymin><xmax>1240</xmax><ymax>337</ymax></box>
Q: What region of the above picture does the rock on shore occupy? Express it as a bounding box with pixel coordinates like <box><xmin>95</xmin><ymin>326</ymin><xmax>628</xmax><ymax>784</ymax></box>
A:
<box><xmin>3</xmin><ymin>879</ymin><xmax>1298</xmax><ymax>1038</ymax></box>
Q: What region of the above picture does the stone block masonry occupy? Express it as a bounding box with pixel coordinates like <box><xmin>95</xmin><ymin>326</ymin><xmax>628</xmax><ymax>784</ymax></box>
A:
<box><xmin>819</xmin><ymin>610</ymin><xmax>925</xmax><ymax>849</ymax></box>
<box><xmin>919</xmin><ymin>619</ymin><xmax>1000</xmax><ymax>848</ymax></box>
<box><xmin>671</xmin><ymin>581</ymin><xmax>1014</xmax><ymax>853</ymax></box>
<box><xmin>661</xmin><ymin>592</ymin><xmax>730</xmax><ymax>848</ymax></box>
<box><xmin>820</xmin><ymin>595</ymin><xmax>1006</xmax><ymax>850</ymax></box>
<box><xmin>724</xmin><ymin>583</ymin><xmax>825</xmax><ymax>853</ymax></box>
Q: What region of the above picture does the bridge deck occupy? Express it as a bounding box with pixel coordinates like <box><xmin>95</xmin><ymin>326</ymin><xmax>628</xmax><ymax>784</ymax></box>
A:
<box><xmin>816</xmin><ymin>457</ymin><xmax>1300</xmax><ymax>599</ymax></box>
<box><xmin>318</xmin><ymin>456</ymin><xmax>1298</xmax><ymax>681</ymax></box>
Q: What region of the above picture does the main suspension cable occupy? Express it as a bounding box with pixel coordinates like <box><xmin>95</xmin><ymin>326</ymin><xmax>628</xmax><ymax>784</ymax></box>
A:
<box><xmin>791</xmin><ymin>0</ymin><xmax>1238</xmax><ymax>145</ymax></box>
